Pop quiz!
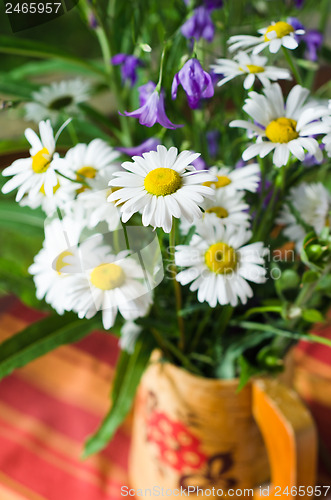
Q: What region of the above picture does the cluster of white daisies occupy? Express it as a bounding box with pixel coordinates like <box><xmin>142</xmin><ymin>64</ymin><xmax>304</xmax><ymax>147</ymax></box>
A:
<box><xmin>211</xmin><ymin>19</ymin><xmax>331</xmax><ymax>167</ymax></box>
<box><xmin>0</xmin><ymin>121</ymin><xmax>268</xmax><ymax>334</ymax></box>
<box><xmin>2</xmin><ymin>17</ymin><xmax>331</xmax><ymax>349</ymax></box>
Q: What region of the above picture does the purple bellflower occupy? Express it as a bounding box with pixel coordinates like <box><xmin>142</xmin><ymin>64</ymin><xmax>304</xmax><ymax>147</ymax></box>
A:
<box><xmin>204</xmin><ymin>0</ymin><xmax>223</xmax><ymax>9</ymax></box>
<box><xmin>303</xmin><ymin>144</ymin><xmax>325</xmax><ymax>167</ymax></box>
<box><xmin>206</xmin><ymin>130</ymin><xmax>220</xmax><ymax>158</ymax></box>
<box><xmin>302</xmin><ymin>30</ymin><xmax>323</xmax><ymax>62</ymax></box>
<box><xmin>172</xmin><ymin>58</ymin><xmax>214</xmax><ymax>109</ymax></box>
<box><xmin>111</xmin><ymin>54</ymin><xmax>143</xmax><ymax>86</ymax></box>
<box><xmin>138</xmin><ymin>81</ymin><xmax>157</xmax><ymax>106</ymax></box>
<box><xmin>181</xmin><ymin>6</ymin><xmax>215</xmax><ymax>42</ymax></box>
<box><xmin>288</xmin><ymin>18</ymin><xmax>323</xmax><ymax>62</ymax></box>
<box><xmin>183</xmin><ymin>0</ymin><xmax>223</xmax><ymax>10</ymax></box>
<box><xmin>121</xmin><ymin>81</ymin><xmax>183</xmax><ymax>129</ymax></box>
<box><xmin>191</xmin><ymin>154</ymin><xmax>208</xmax><ymax>171</ymax></box>
<box><xmin>117</xmin><ymin>138</ymin><xmax>161</xmax><ymax>157</ymax></box>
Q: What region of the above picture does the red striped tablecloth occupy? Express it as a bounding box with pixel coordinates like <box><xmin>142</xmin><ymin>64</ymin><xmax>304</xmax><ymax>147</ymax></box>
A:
<box><xmin>0</xmin><ymin>297</ymin><xmax>130</xmax><ymax>500</ymax></box>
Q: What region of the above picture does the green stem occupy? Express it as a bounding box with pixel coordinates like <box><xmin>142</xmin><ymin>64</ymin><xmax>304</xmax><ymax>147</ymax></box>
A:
<box><xmin>67</xmin><ymin>120</ymin><xmax>79</xmax><ymax>146</ymax></box>
<box><xmin>91</xmin><ymin>9</ymin><xmax>132</xmax><ymax>146</ymax></box>
<box><xmin>169</xmin><ymin>220</ymin><xmax>186</xmax><ymax>352</ymax></box>
<box><xmin>151</xmin><ymin>328</ymin><xmax>202</xmax><ymax>376</ymax></box>
<box><xmin>156</xmin><ymin>44</ymin><xmax>168</xmax><ymax>91</ymax></box>
<box><xmin>282</xmin><ymin>46</ymin><xmax>302</xmax><ymax>85</ymax></box>
<box><xmin>190</xmin><ymin>308</ymin><xmax>213</xmax><ymax>353</ymax></box>
<box><xmin>213</xmin><ymin>305</ymin><xmax>234</xmax><ymax>338</ymax></box>
<box><xmin>318</xmin><ymin>0</ymin><xmax>330</xmax><ymax>33</ymax></box>
<box><xmin>150</xmin><ymin>328</ymin><xmax>173</xmax><ymax>362</ymax></box>
<box><xmin>95</xmin><ymin>27</ymin><xmax>111</xmax><ymax>75</ymax></box>
<box><xmin>253</xmin><ymin>177</ymin><xmax>279</xmax><ymax>242</ymax></box>
<box><xmin>55</xmin><ymin>170</ymin><xmax>89</xmax><ymax>187</ymax></box>
<box><xmin>122</xmin><ymin>223</ymin><xmax>130</xmax><ymax>251</ymax></box>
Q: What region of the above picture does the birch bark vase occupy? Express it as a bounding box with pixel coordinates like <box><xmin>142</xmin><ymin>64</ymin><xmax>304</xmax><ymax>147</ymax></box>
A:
<box><xmin>129</xmin><ymin>353</ymin><xmax>317</xmax><ymax>499</ymax></box>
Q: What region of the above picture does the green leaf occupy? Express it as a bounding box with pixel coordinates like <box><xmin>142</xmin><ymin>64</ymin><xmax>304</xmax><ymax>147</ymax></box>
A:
<box><xmin>302</xmin><ymin>309</ymin><xmax>325</xmax><ymax>323</ymax></box>
<box><xmin>9</xmin><ymin>59</ymin><xmax>104</xmax><ymax>80</ymax></box>
<box><xmin>183</xmin><ymin>224</ymin><xmax>196</xmax><ymax>245</ymax></box>
<box><xmin>237</xmin><ymin>356</ymin><xmax>263</xmax><ymax>391</ymax></box>
<box><xmin>0</xmin><ymin>138</ymin><xmax>28</xmax><ymax>155</ymax></box>
<box><xmin>296</xmin><ymin>58</ymin><xmax>319</xmax><ymax>71</ymax></box>
<box><xmin>83</xmin><ymin>331</ymin><xmax>154</xmax><ymax>457</ymax></box>
<box><xmin>178</xmin><ymin>303</ymin><xmax>209</xmax><ymax>317</ymax></box>
<box><xmin>0</xmin><ymin>73</ymin><xmax>40</xmax><ymax>99</ymax></box>
<box><xmin>0</xmin><ymin>36</ymin><xmax>105</xmax><ymax>78</ymax></box>
<box><xmin>216</xmin><ymin>329</ymin><xmax>275</xmax><ymax>379</ymax></box>
<box><xmin>0</xmin><ymin>313</ymin><xmax>102</xmax><ymax>380</ymax></box>
<box><xmin>0</xmin><ymin>201</ymin><xmax>44</xmax><ymax>236</ymax></box>
<box><xmin>69</xmin><ymin>118</ymin><xmax>112</xmax><ymax>143</ymax></box>
<box><xmin>78</xmin><ymin>103</ymin><xmax>123</xmax><ymax>142</ymax></box>
<box><xmin>232</xmin><ymin>320</ymin><xmax>331</xmax><ymax>349</ymax></box>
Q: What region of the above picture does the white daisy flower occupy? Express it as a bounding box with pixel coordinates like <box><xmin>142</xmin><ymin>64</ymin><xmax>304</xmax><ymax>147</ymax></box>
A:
<box><xmin>211</xmin><ymin>52</ymin><xmax>291</xmax><ymax>89</ymax></box>
<box><xmin>19</xmin><ymin>173</ymin><xmax>77</xmax><ymax>215</ymax></box>
<box><xmin>277</xmin><ymin>182</ymin><xmax>331</xmax><ymax>250</ymax></box>
<box><xmin>180</xmin><ymin>189</ymin><xmax>251</xmax><ymax>234</ymax></box>
<box><xmin>61</xmin><ymin>139</ymin><xmax>120</xmax><ymax>189</ymax></box>
<box><xmin>25</xmin><ymin>79</ymin><xmax>90</xmax><ymax>124</ymax></box>
<box><xmin>322</xmin><ymin>118</ymin><xmax>331</xmax><ymax>156</ymax></box>
<box><xmin>230</xmin><ymin>83</ymin><xmax>330</xmax><ymax>167</ymax></box>
<box><xmin>175</xmin><ymin>221</ymin><xmax>267</xmax><ymax>307</ymax></box>
<box><xmin>228</xmin><ymin>21</ymin><xmax>305</xmax><ymax>55</ymax></box>
<box><xmin>76</xmin><ymin>167</ymin><xmax>121</xmax><ymax>231</ymax></box>
<box><xmin>119</xmin><ymin>321</ymin><xmax>142</xmax><ymax>354</ymax></box>
<box><xmin>108</xmin><ymin>145</ymin><xmax>216</xmax><ymax>233</ymax></box>
<box><xmin>28</xmin><ymin>211</ymin><xmax>86</xmax><ymax>314</ymax></box>
<box><xmin>206</xmin><ymin>164</ymin><xmax>261</xmax><ymax>193</ymax></box>
<box><xmin>63</xmin><ymin>241</ymin><xmax>153</xmax><ymax>329</ymax></box>
<box><xmin>1</xmin><ymin>120</ymin><xmax>68</xmax><ymax>201</ymax></box>
<box><xmin>322</xmin><ymin>103</ymin><xmax>331</xmax><ymax>157</ymax></box>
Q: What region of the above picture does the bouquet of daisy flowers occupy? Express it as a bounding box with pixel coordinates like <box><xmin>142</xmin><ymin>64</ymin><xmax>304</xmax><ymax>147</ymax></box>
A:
<box><xmin>0</xmin><ymin>0</ymin><xmax>331</xmax><ymax>456</ymax></box>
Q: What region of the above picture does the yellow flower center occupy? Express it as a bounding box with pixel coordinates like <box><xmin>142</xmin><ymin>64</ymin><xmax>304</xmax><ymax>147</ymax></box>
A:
<box><xmin>265</xmin><ymin>117</ymin><xmax>299</xmax><ymax>143</ymax></box>
<box><xmin>240</xmin><ymin>64</ymin><xmax>265</xmax><ymax>74</ymax></box>
<box><xmin>40</xmin><ymin>180</ymin><xmax>60</xmax><ymax>196</ymax></box>
<box><xmin>205</xmin><ymin>242</ymin><xmax>238</xmax><ymax>275</ymax></box>
<box><xmin>76</xmin><ymin>166</ymin><xmax>97</xmax><ymax>181</ymax></box>
<box><xmin>264</xmin><ymin>22</ymin><xmax>294</xmax><ymax>41</ymax></box>
<box><xmin>144</xmin><ymin>168</ymin><xmax>182</xmax><ymax>196</ymax></box>
<box><xmin>32</xmin><ymin>147</ymin><xmax>51</xmax><ymax>174</ymax></box>
<box><xmin>204</xmin><ymin>175</ymin><xmax>232</xmax><ymax>189</ymax></box>
<box><xmin>90</xmin><ymin>263</ymin><xmax>125</xmax><ymax>290</ymax></box>
<box><xmin>54</xmin><ymin>250</ymin><xmax>73</xmax><ymax>274</ymax></box>
<box><xmin>205</xmin><ymin>206</ymin><xmax>229</xmax><ymax>218</ymax></box>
